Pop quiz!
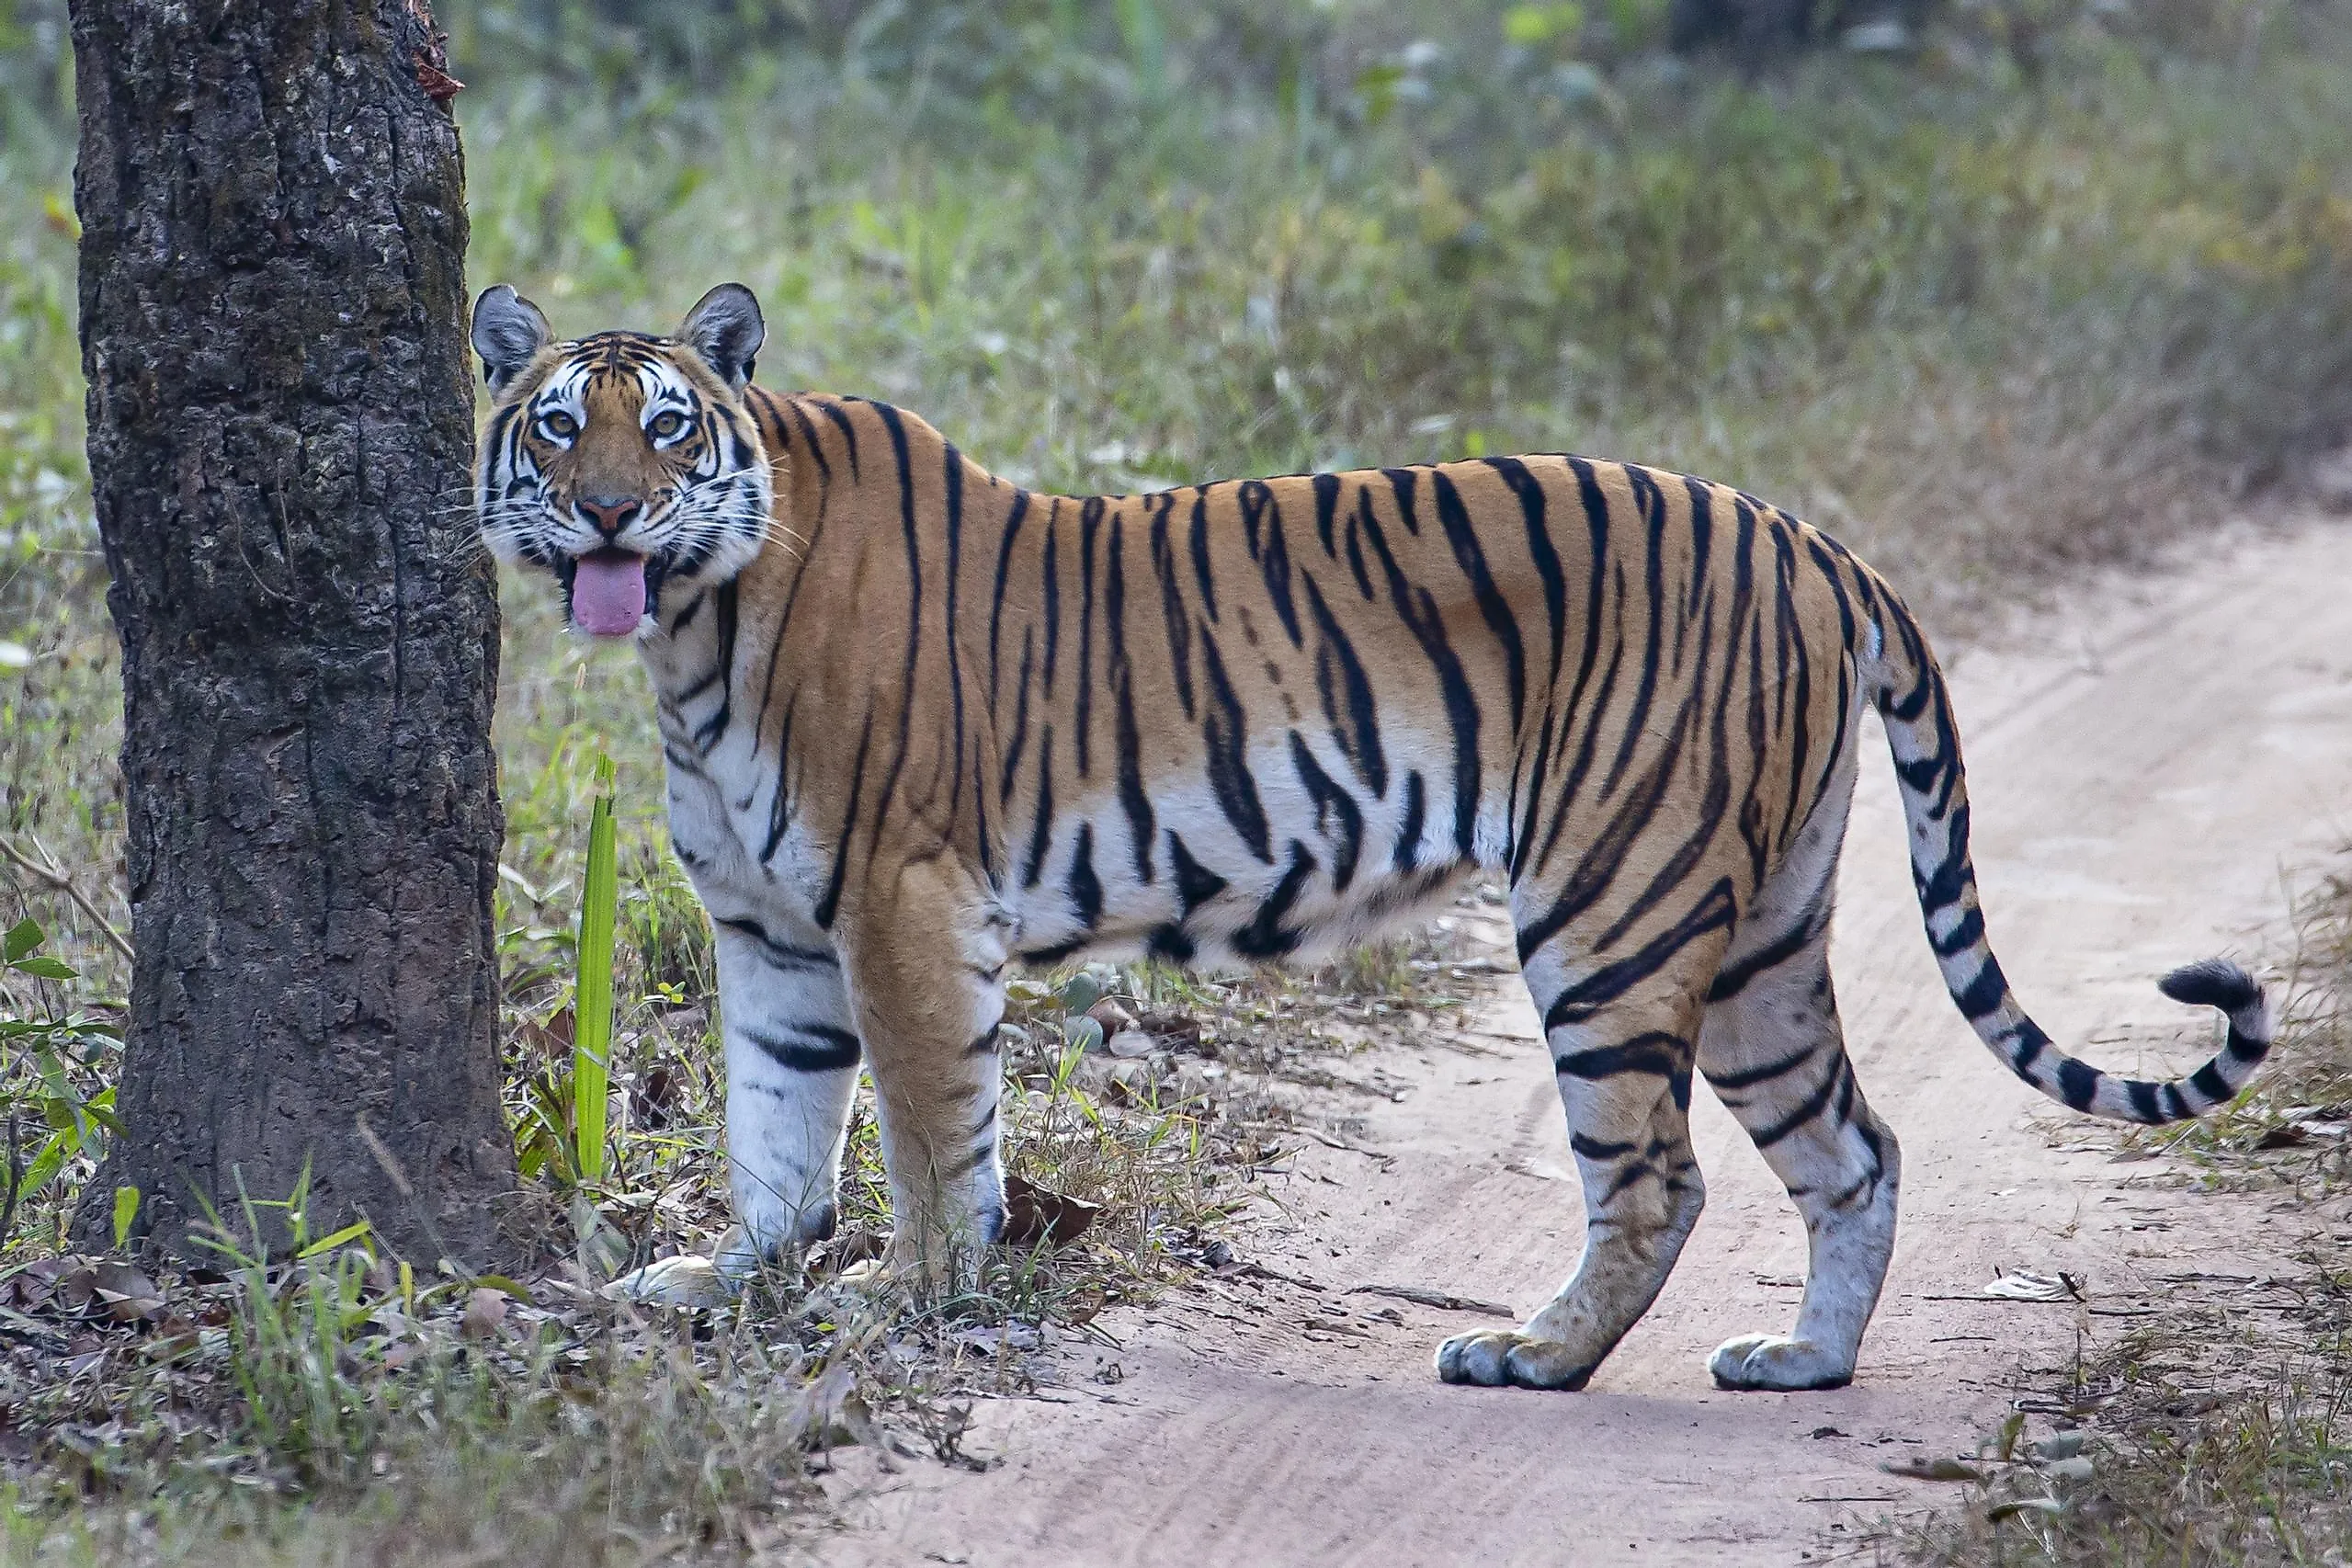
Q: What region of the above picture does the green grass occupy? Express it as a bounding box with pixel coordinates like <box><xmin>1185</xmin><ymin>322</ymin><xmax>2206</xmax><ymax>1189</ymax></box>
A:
<box><xmin>0</xmin><ymin>1218</ymin><xmax>869</xmax><ymax>1565</ymax></box>
<box><xmin>2113</xmin><ymin>863</ymin><xmax>2352</xmax><ymax>1173</ymax></box>
<box><xmin>1889</xmin><ymin>1351</ymin><xmax>2352</xmax><ymax>1564</ymax></box>
<box><xmin>1880</xmin><ymin>1253</ymin><xmax>2352</xmax><ymax>1565</ymax></box>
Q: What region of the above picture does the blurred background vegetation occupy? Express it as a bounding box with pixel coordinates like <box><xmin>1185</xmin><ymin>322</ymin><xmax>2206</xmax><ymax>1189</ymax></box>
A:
<box><xmin>2</xmin><ymin>0</ymin><xmax>2350</xmax><ymax>1244</ymax></box>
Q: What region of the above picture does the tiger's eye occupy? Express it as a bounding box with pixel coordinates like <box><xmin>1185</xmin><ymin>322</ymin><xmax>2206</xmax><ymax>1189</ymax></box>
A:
<box><xmin>539</xmin><ymin>410</ymin><xmax>578</xmax><ymax>440</ymax></box>
<box><xmin>649</xmin><ymin>411</ymin><xmax>687</xmax><ymax>440</ymax></box>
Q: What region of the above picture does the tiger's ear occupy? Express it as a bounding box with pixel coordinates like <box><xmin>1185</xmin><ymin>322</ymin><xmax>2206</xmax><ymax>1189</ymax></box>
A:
<box><xmin>471</xmin><ymin>284</ymin><xmax>552</xmax><ymax>392</ymax></box>
<box><xmin>681</xmin><ymin>282</ymin><xmax>766</xmax><ymax>392</ymax></box>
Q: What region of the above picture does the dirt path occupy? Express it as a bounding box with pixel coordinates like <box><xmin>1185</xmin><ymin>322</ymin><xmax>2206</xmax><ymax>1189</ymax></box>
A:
<box><xmin>824</xmin><ymin>514</ymin><xmax>2352</xmax><ymax>1567</ymax></box>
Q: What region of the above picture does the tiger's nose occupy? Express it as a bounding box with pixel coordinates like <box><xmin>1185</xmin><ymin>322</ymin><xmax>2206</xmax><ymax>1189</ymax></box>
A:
<box><xmin>577</xmin><ymin>495</ymin><xmax>643</xmax><ymax>539</ymax></box>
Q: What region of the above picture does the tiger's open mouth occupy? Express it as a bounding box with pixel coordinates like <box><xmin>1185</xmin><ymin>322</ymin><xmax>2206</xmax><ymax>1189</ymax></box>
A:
<box><xmin>559</xmin><ymin>547</ymin><xmax>668</xmax><ymax>638</ymax></box>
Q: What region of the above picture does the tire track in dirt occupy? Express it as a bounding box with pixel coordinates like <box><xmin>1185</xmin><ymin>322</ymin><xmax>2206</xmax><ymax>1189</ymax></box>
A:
<box><xmin>825</xmin><ymin>514</ymin><xmax>2352</xmax><ymax>1567</ymax></box>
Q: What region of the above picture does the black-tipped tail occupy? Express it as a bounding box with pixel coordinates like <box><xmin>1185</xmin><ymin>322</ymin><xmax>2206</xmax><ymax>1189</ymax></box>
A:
<box><xmin>2153</xmin><ymin>958</ymin><xmax>2276</xmax><ymax>1102</ymax></box>
<box><xmin>1858</xmin><ymin>572</ymin><xmax>2274</xmax><ymax>1126</ymax></box>
<box><xmin>2156</xmin><ymin>957</ymin><xmax>2262</xmax><ymax>1016</ymax></box>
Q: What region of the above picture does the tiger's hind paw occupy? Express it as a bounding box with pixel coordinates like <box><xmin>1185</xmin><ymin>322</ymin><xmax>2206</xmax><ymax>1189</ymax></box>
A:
<box><xmin>1708</xmin><ymin>1333</ymin><xmax>1854</xmax><ymax>1391</ymax></box>
<box><xmin>604</xmin><ymin>1254</ymin><xmax>741</xmax><ymax>1311</ymax></box>
<box><xmin>1434</xmin><ymin>1329</ymin><xmax>1596</xmax><ymax>1391</ymax></box>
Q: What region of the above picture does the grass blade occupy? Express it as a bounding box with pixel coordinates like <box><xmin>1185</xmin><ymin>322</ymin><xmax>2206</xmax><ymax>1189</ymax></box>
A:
<box><xmin>574</xmin><ymin>754</ymin><xmax>619</xmax><ymax>1185</ymax></box>
<box><xmin>294</xmin><ymin>1218</ymin><xmax>371</xmax><ymax>1260</ymax></box>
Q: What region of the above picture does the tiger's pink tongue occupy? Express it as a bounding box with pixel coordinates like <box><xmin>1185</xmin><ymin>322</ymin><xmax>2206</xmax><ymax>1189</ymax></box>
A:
<box><xmin>572</xmin><ymin>551</ymin><xmax>647</xmax><ymax>637</ymax></box>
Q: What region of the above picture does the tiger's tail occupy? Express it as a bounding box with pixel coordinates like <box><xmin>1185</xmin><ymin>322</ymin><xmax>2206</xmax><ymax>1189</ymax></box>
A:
<box><xmin>1854</xmin><ymin>577</ymin><xmax>2271</xmax><ymax>1124</ymax></box>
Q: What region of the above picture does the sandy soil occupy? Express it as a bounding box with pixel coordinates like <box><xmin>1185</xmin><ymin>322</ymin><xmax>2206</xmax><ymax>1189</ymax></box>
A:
<box><xmin>820</xmin><ymin>513</ymin><xmax>2352</xmax><ymax>1567</ymax></box>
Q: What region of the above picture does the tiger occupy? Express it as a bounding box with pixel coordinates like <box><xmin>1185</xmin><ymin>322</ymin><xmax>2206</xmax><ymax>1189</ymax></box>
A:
<box><xmin>471</xmin><ymin>280</ymin><xmax>2272</xmax><ymax>1393</ymax></box>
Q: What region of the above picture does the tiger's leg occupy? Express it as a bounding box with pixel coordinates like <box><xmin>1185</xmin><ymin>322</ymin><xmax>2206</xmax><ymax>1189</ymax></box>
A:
<box><xmin>1437</xmin><ymin>921</ymin><xmax>1727</xmax><ymax>1390</ymax></box>
<box><xmin>1698</xmin><ymin>765</ymin><xmax>1902</xmax><ymax>1392</ymax></box>
<box><xmin>710</xmin><ymin>912</ymin><xmax>862</xmax><ymax>1275</ymax></box>
<box><xmin>838</xmin><ymin>860</ymin><xmax>1010</xmax><ymax>1282</ymax></box>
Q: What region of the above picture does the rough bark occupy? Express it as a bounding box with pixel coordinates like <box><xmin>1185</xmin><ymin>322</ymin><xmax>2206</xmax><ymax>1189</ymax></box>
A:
<box><xmin>71</xmin><ymin>0</ymin><xmax>514</xmax><ymax>1261</ymax></box>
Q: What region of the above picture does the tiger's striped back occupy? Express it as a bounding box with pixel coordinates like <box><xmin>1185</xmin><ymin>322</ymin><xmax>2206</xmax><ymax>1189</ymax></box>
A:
<box><xmin>699</xmin><ymin>396</ymin><xmax>1859</xmax><ymax>976</ymax></box>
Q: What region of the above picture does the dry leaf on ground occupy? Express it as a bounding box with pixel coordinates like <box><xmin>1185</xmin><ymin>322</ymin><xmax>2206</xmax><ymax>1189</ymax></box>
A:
<box><xmin>1000</xmin><ymin>1174</ymin><xmax>1100</xmax><ymax>1249</ymax></box>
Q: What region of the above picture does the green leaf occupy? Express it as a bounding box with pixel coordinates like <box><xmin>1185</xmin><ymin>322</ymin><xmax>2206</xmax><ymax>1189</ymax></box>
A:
<box><xmin>295</xmin><ymin>1219</ymin><xmax>372</xmax><ymax>1259</ymax></box>
<box><xmin>572</xmin><ymin>754</ymin><xmax>619</xmax><ymax>1185</ymax></box>
<box><xmin>11</xmin><ymin>957</ymin><xmax>77</xmax><ymax>981</ymax></box>
<box><xmin>18</xmin><ymin>1132</ymin><xmax>67</xmax><ymax>1199</ymax></box>
<box><xmin>2</xmin><ymin>918</ymin><xmax>40</xmax><ymax>964</ymax></box>
<box><xmin>34</xmin><ymin>1049</ymin><xmax>74</xmax><ymax>1097</ymax></box>
<box><xmin>1352</xmin><ymin>62</ymin><xmax>1406</xmax><ymax>128</ymax></box>
<box><xmin>569</xmin><ymin>1194</ymin><xmax>629</xmax><ymax>1279</ymax></box>
<box><xmin>111</xmin><ymin>1185</ymin><xmax>141</xmax><ymax>1250</ymax></box>
<box><xmin>1504</xmin><ymin>3</ymin><xmax>1583</xmax><ymax>43</ymax></box>
<box><xmin>1994</xmin><ymin>1408</ymin><xmax>2027</xmax><ymax>1461</ymax></box>
<box><xmin>1056</xmin><ymin>971</ymin><xmax>1103</xmax><ymax>1016</ymax></box>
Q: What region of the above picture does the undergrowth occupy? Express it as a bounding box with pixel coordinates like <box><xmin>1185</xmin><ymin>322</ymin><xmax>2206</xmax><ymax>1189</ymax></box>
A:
<box><xmin>1878</xmin><ymin>858</ymin><xmax>2352</xmax><ymax>1564</ymax></box>
<box><xmin>0</xmin><ymin>1194</ymin><xmax>914</xmax><ymax>1564</ymax></box>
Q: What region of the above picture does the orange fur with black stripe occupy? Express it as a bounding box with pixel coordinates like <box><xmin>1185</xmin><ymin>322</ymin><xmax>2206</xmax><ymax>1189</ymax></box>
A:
<box><xmin>475</xmin><ymin>283</ymin><xmax>2269</xmax><ymax>1392</ymax></box>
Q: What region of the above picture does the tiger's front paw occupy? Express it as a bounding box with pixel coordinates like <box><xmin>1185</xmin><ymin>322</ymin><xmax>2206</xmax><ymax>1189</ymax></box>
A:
<box><xmin>1435</xmin><ymin>1329</ymin><xmax>1596</xmax><ymax>1391</ymax></box>
<box><xmin>1708</xmin><ymin>1333</ymin><xmax>1854</xmax><ymax>1391</ymax></box>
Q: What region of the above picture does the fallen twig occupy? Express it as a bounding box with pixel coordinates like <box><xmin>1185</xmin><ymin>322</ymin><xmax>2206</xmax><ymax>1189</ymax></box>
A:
<box><xmin>1346</xmin><ymin>1283</ymin><xmax>1516</xmax><ymax>1318</ymax></box>
<box><xmin>1301</xmin><ymin>1128</ymin><xmax>1395</xmax><ymax>1165</ymax></box>
<box><xmin>1233</xmin><ymin>1260</ymin><xmax>1330</xmax><ymax>1293</ymax></box>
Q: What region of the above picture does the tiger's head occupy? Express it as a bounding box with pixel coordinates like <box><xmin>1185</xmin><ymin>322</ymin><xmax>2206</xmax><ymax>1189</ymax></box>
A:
<box><xmin>472</xmin><ymin>282</ymin><xmax>775</xmax><ymax>638</ymax></box>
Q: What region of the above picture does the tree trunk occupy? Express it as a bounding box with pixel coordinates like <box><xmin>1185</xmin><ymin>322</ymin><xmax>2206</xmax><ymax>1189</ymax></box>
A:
<box><xmin>71</xmin><ymin>0</ymin><xmax>514</xmax><ymax>1262</ymax></box>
